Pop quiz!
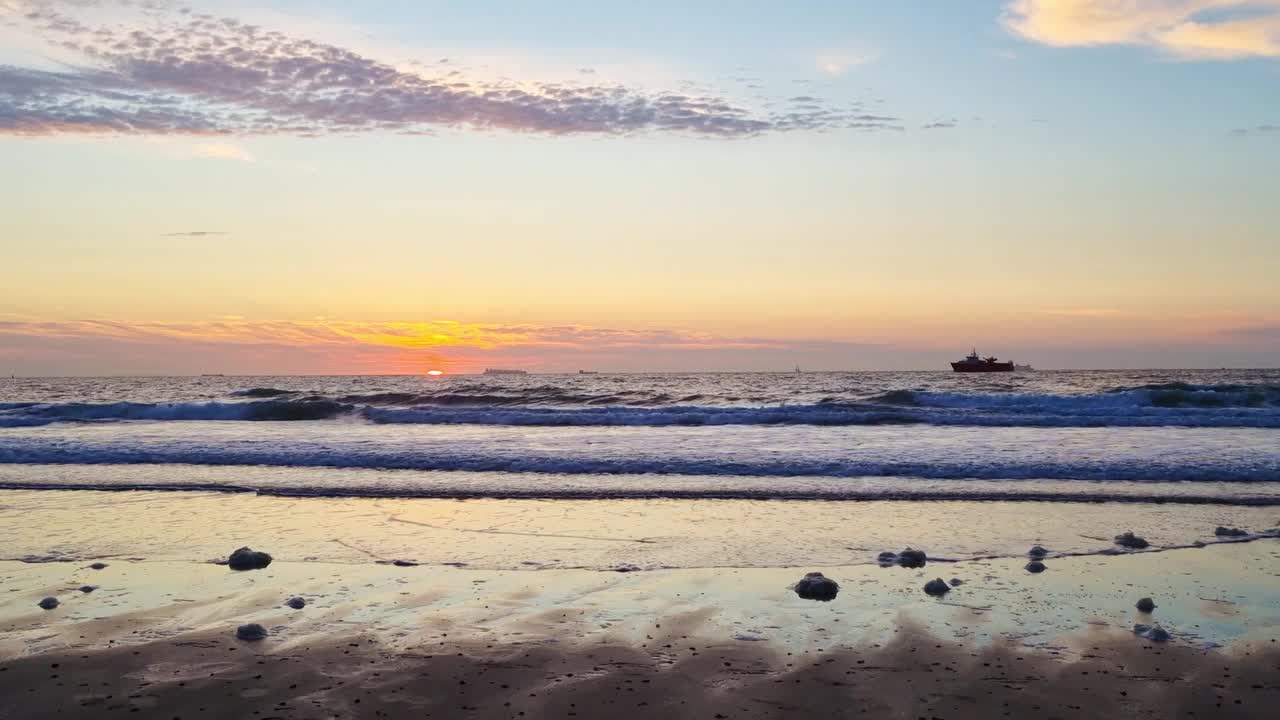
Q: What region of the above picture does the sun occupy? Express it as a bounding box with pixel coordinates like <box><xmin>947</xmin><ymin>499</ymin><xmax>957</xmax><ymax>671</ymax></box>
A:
<box><xmin>426</xmin><ymin>369</ymin><xmax>444</xmax><ymax>376</ymax></box>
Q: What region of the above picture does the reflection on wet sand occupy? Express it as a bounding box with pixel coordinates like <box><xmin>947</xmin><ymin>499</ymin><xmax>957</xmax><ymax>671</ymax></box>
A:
<box><xmin>1</xmin><ymin>614</ymin><xmax>1277</xmax><ymax>719</ymax></box>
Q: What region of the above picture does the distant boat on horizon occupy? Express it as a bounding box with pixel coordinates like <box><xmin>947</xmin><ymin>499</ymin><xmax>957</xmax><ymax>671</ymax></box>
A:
<box><xmin>578</xmin><ymin>370</ymin><xmax>599</xmax><ymax>375</ymax></box>
<box><xmin>483</xmin><ymin>368</ymin><xmax>527</xmax><ymax>375</ymax></box>
<box><xmin>951</xmin><ymin>349</ymin><xmax>1015</xmax><ymax>373</ymax></box>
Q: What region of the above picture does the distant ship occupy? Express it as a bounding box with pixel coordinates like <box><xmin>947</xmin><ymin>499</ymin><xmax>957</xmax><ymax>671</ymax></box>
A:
<box><xmin>578</xmin><ymin>370</ymin><xmax>599</xmax><ymax>375</ymax></box>
<box><xmin>1014</xmin><ymin>363</ymin><xmax>1034</xmax><ymax>372</ymax></box>
<box><xmin>951</xmin><ymin>349</ymin><xmax>1015</xmax><ymax>373</ymax></box>
<box><xmin>482</xmin><ymin>368</ymin><xmax>527</xmax><ymax>375</ymax></box>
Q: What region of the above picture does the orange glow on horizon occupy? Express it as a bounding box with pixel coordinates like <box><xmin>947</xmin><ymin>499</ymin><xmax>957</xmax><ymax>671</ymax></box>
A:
<box><xmin>426</xmin><ymin>369</ymin><xmax>444</xmax><ymax>376</ymax></box>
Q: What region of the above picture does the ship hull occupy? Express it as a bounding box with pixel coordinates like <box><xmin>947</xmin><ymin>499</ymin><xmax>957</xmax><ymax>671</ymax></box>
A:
<box><xmin>951</xmin><ymin>362</ymin><xmax>1015</xmax><ymax>372</ymax></box>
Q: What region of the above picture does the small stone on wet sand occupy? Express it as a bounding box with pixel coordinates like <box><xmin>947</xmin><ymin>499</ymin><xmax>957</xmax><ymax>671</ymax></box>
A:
<box><xmin>1214</xmin><ymin>527</ymin><xmax>1249</xmax><ymax>538</ymax></box>
<box><xmin>1114</xmin><ymin>532</ymin><xmax>1150</xmax><ymax>549</ymax></box>
<box><xmin>1028</xmin><ymin>545</ymin><xmax>1049</xmax><ymax>558</ymax></box>
<box><xmin>78</xmin><ymin>585</ymin><xmax>96</xmax><ymax>593</ymax></box>
<box><xmin>88</xmin><ymin>562</ymin><xmax>108</xmax><ymax>570</ymax></box>
<box><xmin>236</xmin><ymin>623</ymin><xmax>269</xmax><ymax>641</ymax></box>
<box><xmin>1025</xmin><ymin>560</ymin><xmax>1047</xmax><ymax>573</ymax></box>
<box><xmin>285</xmin><ymin>597</ymin><xmax>306</xmax><ymax>609</ymax></box>
<box><xmin>227</xmin><ymin>547</ymin><xmax>273</xmax><ymax>571</ymax></box>
<box><xmin>1134</xmin><ymin>623</ymin><xmax>1170</xmax><ymax>642</ymax></box>
<box><xmin>923</xmin><ymin>578</ymin><xmax>950</xmax><ymax>596</ymax></box>
<box><xmin>794</xmin><ymin>572</ymin><xmax>839</xmax><ymax>601</ymax></box>
<box><xmin>37</xmin><ymin>597</ymin><xmax>59</xmax><ymax>610</ymax></box>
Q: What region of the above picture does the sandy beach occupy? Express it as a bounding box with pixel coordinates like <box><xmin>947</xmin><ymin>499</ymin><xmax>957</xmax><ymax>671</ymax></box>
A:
<box><xmin>2</xmin><ymin>490</ymin><xmax>1278</xmax><ymax>718</ymax></box>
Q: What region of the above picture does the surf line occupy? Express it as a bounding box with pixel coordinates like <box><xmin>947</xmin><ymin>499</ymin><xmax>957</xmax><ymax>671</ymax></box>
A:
<box><xmin>386</xmin><ymin>513</ymin><xmax>658</xmax><ymax>544</ymax></box>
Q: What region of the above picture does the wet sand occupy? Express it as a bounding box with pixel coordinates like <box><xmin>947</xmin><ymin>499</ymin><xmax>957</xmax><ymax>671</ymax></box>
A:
<box><xmin>1</xmin><ymin>491</ymin><xmax>1279</xmax><ymax>718</ymax></box>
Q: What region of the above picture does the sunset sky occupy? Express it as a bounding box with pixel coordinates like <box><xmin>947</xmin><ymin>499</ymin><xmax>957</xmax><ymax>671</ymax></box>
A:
<box><xmin>2</xmin><ymin>0</ymin><xmax>1278</xmax><ymax>373</ymax></box>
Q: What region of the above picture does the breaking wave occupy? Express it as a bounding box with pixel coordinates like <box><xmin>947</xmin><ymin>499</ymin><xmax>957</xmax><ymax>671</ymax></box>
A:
<box><xmin>2</xmin><ymin>380</ymin><xmax>1278</xmax><ymax>429</ymax></box>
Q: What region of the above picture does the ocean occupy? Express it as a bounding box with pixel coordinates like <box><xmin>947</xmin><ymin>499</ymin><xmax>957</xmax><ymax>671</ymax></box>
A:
<box><xmin>0</xmin><ymin>370</ymin><xmax>1277</xmax><ymax>506</ymax></box>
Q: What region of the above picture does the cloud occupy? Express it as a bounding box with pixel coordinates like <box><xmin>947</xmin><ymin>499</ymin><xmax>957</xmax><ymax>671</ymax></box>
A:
<box><xmin>0</xmin><ymin>317</ymin><xmax>888</xmax><ymax>373</ymax></box>
<box><xmin>192</xmin><ymin>142</ymin><xmax>253</xmax><ymax>162</ymax></box>
<box><xmin>160</xmin><ymin>230</ymin><xmax>226</xmax><ymax>237</ymax></box>
<box><xmin>1223</xmin><ymin>324</ymin><xmax>1280</xmax><ymax>338</ymax></box>
<box><xmin>1230</xmin><ymin>123</ymin><xmax>1280</xmax><ymax>136</ymax></box>
<box><xmin>815</xmin><ymin>49</ymin><xmax>880</xmax><ymax>76</ymax></box>
<box><xmin>921</xmin><ymin>120</ymin><xmax>958</xmax><ymax>129</ymax></box>
<box><xmin>1034</xmin><ymin>308</ymin><xmax>1130</xmax><ymax>318</ymax></box>
<box><xmin>0</xmin><ymin>3</ymin><xmax>902</xmax><ymax>138</ymax></box>
<box><xmin>1002</xmin><ymin>0</ymin><xmax>1280</xmax><ymax>59</ymax></box>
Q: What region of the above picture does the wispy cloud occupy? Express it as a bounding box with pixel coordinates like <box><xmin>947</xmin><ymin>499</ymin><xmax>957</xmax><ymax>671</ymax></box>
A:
<box><xmin>160</xmin><ymin>230</ymin><xmax>227</xmax><ymax>237</ymax></box>
<box><xmin>815</xmin><ymin>49</ymin><xmax>881</xmax><ymax>76</ymax></box>
<box><xmin>921</xmin><ymin>120</ymin><xmax>958</xmax><ymax>130</ymax></box>
<box><xmin>0</xmin><ymin>2</ymin><xmax>902</xmax><ymax>138</ymax></box>
<box><xmin>1002</xmin><ymin>0</ymin><xmax>1280</xmax><ymax>59</ymax></box>
<box><xmin>1230</xmin><ymin>123</ymin><xmax>1280</xmax><ymax>137</ymax></box>
<box><xmin>1034</xmin><ymin>308</ymin><xmax>1130</xmax><ymax>318</ymax></box>
<box><xmin>191</xmin><ymin>142</ymin><xmax>254</xmax><ymax>162</ymax></box>
<box><xmin>0</xmin><ymin>317</ymin><xmax>885</xmax><ymax>373</ymax></box>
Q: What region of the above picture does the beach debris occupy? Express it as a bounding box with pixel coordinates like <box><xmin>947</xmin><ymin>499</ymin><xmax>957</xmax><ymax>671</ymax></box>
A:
<box><xmin>88</xmin><ymin>562</ymin><xmax>108</xmax><ymax>570</ymax></box>
<box><xmin>78</xmin><ymin>585</ymin><xmax>96</xmax><ymax>593</ymax></box>
<box><xmin>1025</xmin><ymin>560</ymin><xmax>1047</xmax><ymax>573</ymax></box>
<box><xmin>877</xmin><ymin>548</ymin><xmax>927</xmax><ymax>568</ymax></box>
<box><xmin>1214</xmin><ymin>526</ymin><xmax>1249</xmax><ymax>538</ymax></box>
<box><xmin>897</xmin><ymin>548</ymin><xmax>928</xmax><ymax>568</ymax></box>
<box><xmin>1133</xmin><ymin>623</ymin><xmax>1170</xmax><ymax>642</ymax></box>
<box><xmin>391</xmin><ymin>559</ymin><xmax>418</xmax><ymax>567</ymax></box>
<box><xmin>37</xmin><ymin>597</ymin><xmax>59</xmax><ymax>610</ymax></box>
<box><xmin>227</xmin><ymin>547</ymin><xmax>273</xmax><ymax>571</ymax></box>
<box><xmin>285</xmin><ymin>597</ymin><xmax>306</xmax><ymax>610</ymax></box>
<box><xmin>877</xmin><ymin>547</ymin><xmax>928</xmax><ymax>568</ymax></box>
<box><xmin>1113</xmin><ymin>532</ymin><xmax>1150</xmax><ymax>550</ymax></box>
<box><xmin>1135</xmin><ymin>597</ymin><xmax>1157</xmax><ymax>613</ymax></box>
<box><xmin>923</xmin><ymin>578</ymin><xmax>951</xmax><ymax>596</ymax></box>
<box><xmin>949</xmin><ymin>578</ymin><xmax>964</xmax><ymax>587</ymax></box>
<box><xmin>793</xmin><ymin>572</ymin><xmax>840</xmax><ymax>601</ymax></box>
<box><xmin>235</xmin><ymin>623</ymin><xmax>269</xmax><ymax>641</ymax></box>
<box><xmin>1028</xmin><ymin>545</ymin><xmax>1049</xmax><ymax>558</ymax></box>
<box><xmin>613</xmin><ymin>564</ymin><xmax>642</xmax><ymax>573</ymax></box>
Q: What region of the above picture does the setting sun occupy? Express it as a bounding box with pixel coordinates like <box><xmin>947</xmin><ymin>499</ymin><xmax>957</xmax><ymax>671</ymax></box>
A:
<box><xmin>426</xmin><ymin>370</ymin><xmax>444</xmax><ymax>376</ymax></box>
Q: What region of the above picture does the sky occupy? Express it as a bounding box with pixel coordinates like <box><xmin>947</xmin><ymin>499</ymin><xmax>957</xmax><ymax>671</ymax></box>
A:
<box><xmin>1</xmin><ymin>0</ymin><xmax>1277</xmax><ymax>374</ymax></box>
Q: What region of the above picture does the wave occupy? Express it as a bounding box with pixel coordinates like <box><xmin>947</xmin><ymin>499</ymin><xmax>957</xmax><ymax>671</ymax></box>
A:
<box><xmin>0</xmin><ymin>438</ymin><xmax>1275</xmax><ymax>482</ymax></box>
<box><xmin>3</xmin><ymin>383</ymin><xmax>1279</xmax><ymax>428</ymax></box>
<box><xmin>0</xmin><ymin>400</ymin><xmax>349</xmax><ymax>427</ymax></box>
<box><xmin>1</xmin><ymin>477</ymin><xmax>1278</xmax><ymax>505</ymax></box>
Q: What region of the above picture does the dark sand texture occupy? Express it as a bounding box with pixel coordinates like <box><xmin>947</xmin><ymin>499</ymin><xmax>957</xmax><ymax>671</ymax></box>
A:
<box><xmin>2</xmin><ymin>620</ymin><xmax>1278</xmax><ymax>719</ymax></box>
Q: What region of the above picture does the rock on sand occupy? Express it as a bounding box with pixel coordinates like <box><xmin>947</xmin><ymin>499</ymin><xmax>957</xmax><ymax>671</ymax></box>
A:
<box><xmin>1134</xmin><ymin>623</ymin><xmax>1170</xmax><ymax>642</ymax></box>
<box><xmin>1214</xmin><ymin>527</ymin><xmax>1249</xmax><ymax>538</ymax></box>
<box><xmin>37</xmin><ymin>597</ymin><xmax>59</xmax><ymax>610</ymax></box>
<box><xmin>285</xmin><ymin>597</ymin><xmax>306</xmax><ymax>609</ymax></box>
<box><xmin>236</xmin><ymin>623</ymin><xmax>269</xmax><ymax>641</ymax></box>
<box><xmin>923</xmin><ymin>578</ymin><xmax>950</xmax><ymax>596</ymax></box>
<box><xmin>1028</xmin><ymin>545</ymin><xmax>1049</xmax><ymax>558</ymax></box>
<box><xmin>794</xmin><ymin>572</ymin><xmax>839</xmax><ymax>601</ymax></box>
<box><xmin>227</xmin><ymin>547</ymin><xmax>273</xmax><ymax>571</ymax></box>
<box><xmin>1114</xmin><ymin>532</ymin><xmax>1150</xmax><ymax>549</ymax></box>
<box><xmin>1025</xmin><ymin>560</ymin><xmax>1047</xmax><ymax>573</ymax></box>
